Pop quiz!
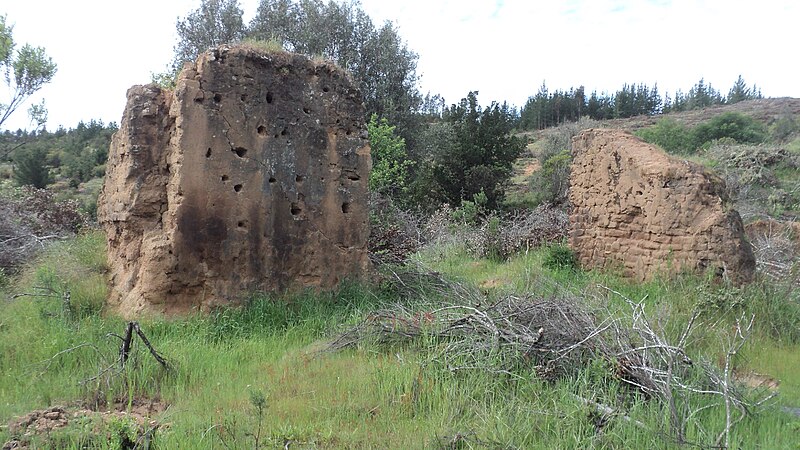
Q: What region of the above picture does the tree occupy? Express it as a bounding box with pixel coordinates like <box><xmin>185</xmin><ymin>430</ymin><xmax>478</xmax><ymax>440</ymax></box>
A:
<box><xmin>13</xmin><ymin>143</ymin><xmax>52</xmax><ymax>188</ymax></box>
<box><xmin>0</xmin><ymin>13</ymin><xmax>57</xmax><ymax>188</ymax></box>
<box><xmin>433</xmin><ymin>92</ymin><xmax>524</xmax><ymax>209</ymax></box>
<box><xmin>172</xmin><ymin>0</ymin><xmax>246</xmax><ymax>71</ymax></box>
<box><xmin>685</xmin><ymin>78</ymin><xmax>723</xmax><ymax>110</ymax></box>
<box><xmin>247</xmin><ymin>0</ymin><xmax>421</xmax><ymax>139</ymax></box>
<box><xmin>0</xmin><ymin>14</ymin><xmax>57</xmax><ymax>132</ymax></box>
<box><xmin>367</xmin><ymin>114</ymin><xmax>414</xmax><ymax>203</ymax></box>
<box><xmin>726</xmin><ymin>75</ymin><xmax>761</xmax><ymax>104</ymax></box>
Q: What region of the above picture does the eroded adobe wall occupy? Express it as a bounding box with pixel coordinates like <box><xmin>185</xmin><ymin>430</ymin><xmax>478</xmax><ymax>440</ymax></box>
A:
<box><xmin>569</xmin><ymin>128</ymin><xmax>755</xmax><ymax>283</ymax></box>
<box><xmin>98</xmin><ymin>46</ymin><xmax>372</xmax><ymax>317</ymax></box>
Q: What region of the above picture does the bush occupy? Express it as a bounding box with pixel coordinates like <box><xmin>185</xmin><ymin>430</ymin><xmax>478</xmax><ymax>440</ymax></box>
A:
<box><xmin>705</xmin><ymin>142</ymin><xmax>790</xmax><ymax>187</ymax></box>
<box><xmin>537</xmin><ymin>117</ymin><xmax>599</xmax><ymax>162</ymax></box>
<box><xmin>451</xmin><ymin>191</ymin><xmax>488</xmax><ymax>225</ymax></box>
<box><xmin>770</xmin><ymin>114</ymin><xmax>798</xmax><ymax>143</ymax></box>
<box><xmin>0</xmin><ymin>185</ymin><xmax>86</xmax><ymax>272</ymax></box>
<box><xmin>691</xmin><ymin>112</ymin><xmax>766</xmax><ymax>149</ymax></box>
<box><xmin>530</xmin><ymin>150</ymin><xmax>571</xmax><ymax>205</ymax></box>
<box><xmin>543</xmin><ymin>245</ymin><xmax>579</xmax><ymax>272</ymax></box>
<box><xmin>635</xmin><ymin>117</ymin><xmax>693</xmax><ymax>153</ymax></box>
<box><xmin>367</xmin><ymin>193</ymin><xmax>423</xmax><ymax>265</ymax></box>
<box><xmin>429</xmin><ymin>204</ymin><xmax>570</xmax><ymax>261</ymax></box>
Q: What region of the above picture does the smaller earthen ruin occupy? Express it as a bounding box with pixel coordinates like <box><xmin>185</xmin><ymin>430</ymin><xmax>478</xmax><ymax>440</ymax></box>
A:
<box><xmin>569</xmin><ymin>128</ymin><xmax>755</xmax><ymax>283</ymax></box>
<box><xmin>98</xmin><ymin>45</ymin><xmax>372</xmax><ymax>317</ymax></box>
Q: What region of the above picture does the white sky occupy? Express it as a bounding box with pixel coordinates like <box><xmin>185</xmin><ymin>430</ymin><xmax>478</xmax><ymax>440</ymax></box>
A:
<box><xmin>1</xmin><ymin>0</ymin><xmax>798</xmax><ymax>131</ymax></box>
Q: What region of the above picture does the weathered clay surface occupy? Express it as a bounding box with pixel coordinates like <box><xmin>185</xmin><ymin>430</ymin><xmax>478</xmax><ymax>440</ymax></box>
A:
<box><xmin>569</xmin><ymin>128</ymin><xmax>755</xmax><ymax>283</ymax></box>
<box><xmin>98</xmin><ymin>45</ymin><xmax>372</xmax><ymax>317</ymax></box>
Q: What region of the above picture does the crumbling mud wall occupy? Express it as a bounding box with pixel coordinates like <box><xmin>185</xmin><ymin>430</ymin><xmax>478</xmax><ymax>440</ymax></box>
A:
<box><xmin>569</xmin><ymin>129</ymin><xmax>755</xmax><ymax>283</ymax></box>
<box><xmin>98</xmin><ymin>46</ymin><xmax>372</xmax><ymax>317</ymax></box>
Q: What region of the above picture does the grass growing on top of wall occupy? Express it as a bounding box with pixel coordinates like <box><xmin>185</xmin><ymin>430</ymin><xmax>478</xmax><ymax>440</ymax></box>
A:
<box><xmin>1</xmin><ymin>232</ymin><xmax>799</xmax><ymax>448</ymax></box>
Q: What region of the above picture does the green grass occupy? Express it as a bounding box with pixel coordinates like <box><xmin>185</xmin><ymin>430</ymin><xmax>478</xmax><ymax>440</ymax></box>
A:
<box><xmin>1</xmin><ymin>232</ymin><xmax>799</xmax><ymax>448</ymax></box>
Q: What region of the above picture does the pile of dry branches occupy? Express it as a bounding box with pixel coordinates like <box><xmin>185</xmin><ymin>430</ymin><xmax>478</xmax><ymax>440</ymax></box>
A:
<box><xmin>746</xmin><ymin>219</ymin><xmax>799</xmax><ymax>282</ymax></box>
<box><xmin>0</xmin><ymin>186</ymin><xmax>85</xmax><ymax>273</ymax></box>
<box><xmin>325</xmin><ymin>270</ymin><xmax>776</xmax><ymax>446</ymax></box>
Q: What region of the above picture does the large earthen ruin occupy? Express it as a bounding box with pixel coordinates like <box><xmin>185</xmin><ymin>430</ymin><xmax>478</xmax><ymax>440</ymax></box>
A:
<box><xmin>98</xmin><ymin>46</ymin><xmax>372</xmax><ymax>317</ymax></box>
<box><xmin>569</xmin><ymin>129</ymin><xmax>755</xmax><ymax>283</ymax></box>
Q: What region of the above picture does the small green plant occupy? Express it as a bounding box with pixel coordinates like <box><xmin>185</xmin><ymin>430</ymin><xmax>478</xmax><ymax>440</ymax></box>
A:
<box><xmin>248</xmin><ymin>388</ymin><xmax>269</xmax><ymax>448</ymax></box>
<box><xmin>543</xmin><ymin>245</ymin><xmax>578</xmax><ymax>272</ymax></box>
<box><xmin>451</xmin><ymin>190</ymin><xmax>488</xmax><ymax>225</ymax></box>
<box><xmin>108</xmin><ymin>416</ymin><xmax>140</xmax><ymax>450</ymax></box>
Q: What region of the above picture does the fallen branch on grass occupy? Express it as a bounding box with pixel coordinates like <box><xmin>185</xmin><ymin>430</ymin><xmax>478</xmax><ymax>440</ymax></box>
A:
<box><xmin>324</xmin><ymin>269</ymin><xmax>777</xmax><ymax>447</ymax></box>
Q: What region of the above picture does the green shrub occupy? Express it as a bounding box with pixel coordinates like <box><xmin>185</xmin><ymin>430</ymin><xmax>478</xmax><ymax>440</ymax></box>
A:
<box><xmin>482</xmin><ymin>215</ymin><xmax>504</xmax><ymax>261</ymax></box>
<box><xmin>368</xmin><ymin>114</ymin><xmax>414</xmax><ymax>205</ymax></box>
<box><xmin>635</xmin><ymin>117</ymin><xmax>693</xmax><ymax>153</ymax></box>
<box><xmin>530</xmin><ymin>149</ymin><xmax>571</xmax><ymax>205</ymax></box>
<box><xmin>770</xmin><ymin>114</ymin><xmax>798</xmax><ymax>142</ymax></box>
<box><xmin>691</xmin><ymin>112</ymin><xmax>766</xmax><ymax>149</ymax></box>
<box><xmin>451</xmin><ymin>190</ymin><xmax>488</xmax><ymax>225</ymax></box>
<box><xmin>543</xmin><ymin>245</ymin><xmax>578</xmax><ymax>271</ymax></box>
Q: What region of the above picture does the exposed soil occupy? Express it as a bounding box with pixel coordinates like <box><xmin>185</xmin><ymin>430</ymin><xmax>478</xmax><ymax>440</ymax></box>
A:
<box><xmin>2</xmin><ymin>397</ymin><xmax>168</xmax><ymax>449</ymax></box>
<box><xmin>732</xmin><ymin>370</ymin><xmax>780</xmax><ymax>391</ymax></box>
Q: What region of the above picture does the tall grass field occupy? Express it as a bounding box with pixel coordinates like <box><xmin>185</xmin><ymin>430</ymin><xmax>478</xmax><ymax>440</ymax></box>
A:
<box><xmin>1</xmin><ymin>231</ymin><xmax>799</xmax><ymax>449</ymax></box>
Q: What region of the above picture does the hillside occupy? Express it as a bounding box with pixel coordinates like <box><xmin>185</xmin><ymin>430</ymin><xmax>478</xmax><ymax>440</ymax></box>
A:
<box><xmin>510</xmin><ymin>97</ymin><xmax>800</xmax><ymax>220</ymax></box>
<box><xmin>603</xmin><ymin>97</ymin><xmax>800</xmax><ymax>132</ymax></box>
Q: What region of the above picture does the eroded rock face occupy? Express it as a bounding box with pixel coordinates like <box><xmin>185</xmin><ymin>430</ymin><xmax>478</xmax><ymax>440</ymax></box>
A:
<box><xmin>569</xmin><ymin>129</ymin><xmax>755</xmax><ymax>283</ymax></box>
<box><xmin>98</xmin><ymin>46</ymin><xmax>371</xmax><ymax>317</ymax></box>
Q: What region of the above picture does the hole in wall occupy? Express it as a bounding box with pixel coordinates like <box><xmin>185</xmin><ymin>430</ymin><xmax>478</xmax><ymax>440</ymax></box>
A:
<box><xmin>213</xmin><ymin>93</ymin><xmax>222</xmax><ymax>102</ymax></box>
<box><xmin>322</xmin><ymin>86</ymin><xmax>330</xmax><ymax>93</ymax></box>
<box><xmin>257</xmin><ymin>125</ymin><xmax>267</xmax><ymax>136</ymax></box>
<box><xmin>303</xmin><ymin>107</ymin><xmax>311</xmax><ymax>115</ymax></box>
<box><xmin>234</xmin><ymin>184</ymin><xmax>243</xmax><ymax>192</ymax></box>
<box><xmin>280</xmin><ymin>127</ymin><xmax>289</xmax><ymax>136</ymax></box>
<box><xmin>241</xmin><ymin>93</ymin><xmax>248</xmax><ymax>101</ymax></box>
<box><xmin>295</xmin><ymin>175</ymin><xmax>304</xmax><ymax>182</ymax></box>
<box><xmin>232</xmin><ymin>147</ymin><xmax>248</xmax><ymax>158</ymax></box>
<box><xmin>266</xmin><ymin>92</ymin><xmax>274</xmax><ymax>103</ymax></box>
<box><xmin>341</xmin><ymin>202</ymin><xmax>351</xmax><ymax>214</ymax></box>
<box><xmin>290</xmin><ymin>203</ymin><xmax>302</xmax><ymax>216</ymax></box>
<box><xmin>221</xmin><ymin>175</ymin><xmax>229</xmax><ymax>182</ymax></box>
<box><xmin>237</xmin><ymin>221</ymin><xmax>246</xmax><ymax>228</ymax></box>
<box><xmin>206</xmin><ymin>148</ymin><xmax>212</xmax><ymax>158</ymax></box>
<box><xmin>346</xmin><ymin>172</ymin><xmax>361</xmax><ymax>181</ymax></box>
<box><xmin>269</xmin><ymin>176</ymin><xmax>276</xmax><ymax>183</ymax></box>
